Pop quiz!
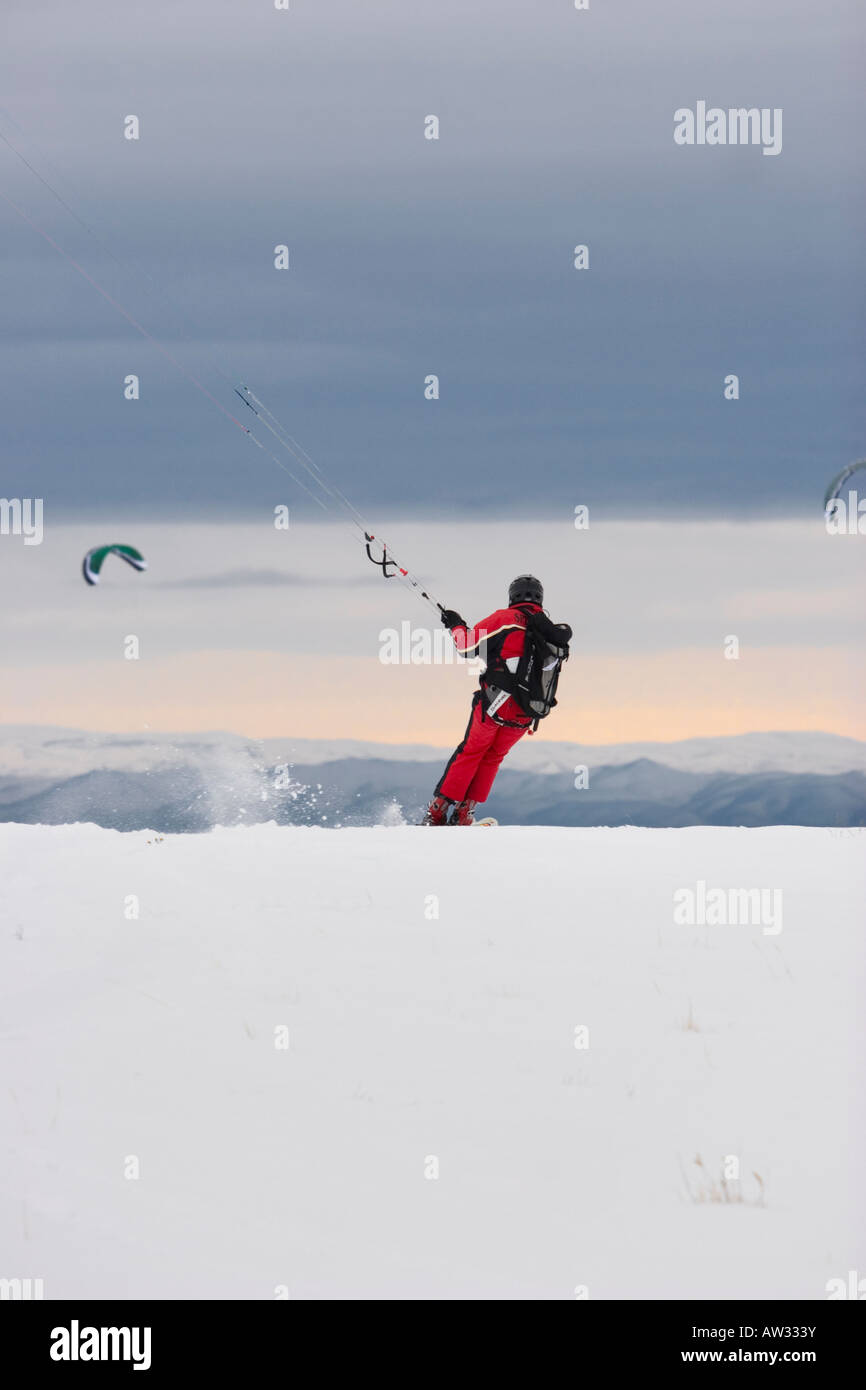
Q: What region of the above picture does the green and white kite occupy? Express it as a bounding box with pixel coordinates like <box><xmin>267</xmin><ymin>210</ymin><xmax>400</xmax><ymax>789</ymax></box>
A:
<box><xmin>82</xmin><ymin>543</ymin><xmax>148</xmax><ymax>586</ymax></box>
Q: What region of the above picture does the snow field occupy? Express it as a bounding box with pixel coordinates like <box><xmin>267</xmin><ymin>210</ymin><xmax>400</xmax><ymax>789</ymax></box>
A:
<box><xmin>1</xmin><ymin>823</ymin><xmax>863</xmax><ymax>1299</ymax></box>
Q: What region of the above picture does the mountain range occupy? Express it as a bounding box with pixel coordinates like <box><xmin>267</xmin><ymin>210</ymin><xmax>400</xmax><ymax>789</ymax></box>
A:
<box><xmin>0</xmin><ymin>726</ymin><xmax>864</xmax><ymax>830</ymax></box>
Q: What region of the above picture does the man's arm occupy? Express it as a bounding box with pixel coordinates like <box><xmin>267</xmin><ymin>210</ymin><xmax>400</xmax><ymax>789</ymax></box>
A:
<box><xmin>442</xmin><ymin>607</ymin><xmax>526</xmax><ymax>657</ymax></box>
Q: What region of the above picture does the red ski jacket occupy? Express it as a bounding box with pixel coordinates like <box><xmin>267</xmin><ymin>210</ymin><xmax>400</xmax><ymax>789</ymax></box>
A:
<box><xmin>450</xmin><ymin>603</ymin><xmax>541</xmax><ymax>663</ymax></box>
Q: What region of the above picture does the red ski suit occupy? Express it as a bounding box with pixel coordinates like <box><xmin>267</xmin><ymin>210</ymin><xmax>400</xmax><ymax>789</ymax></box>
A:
<box><xmin>436</xmin><ymin>603</ymin><xmax>540</xmax><ymax>805</ymax></box>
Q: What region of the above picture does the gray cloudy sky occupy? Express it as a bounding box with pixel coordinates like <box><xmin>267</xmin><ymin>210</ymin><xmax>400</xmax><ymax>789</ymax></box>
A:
<box><xmin>1</xmin><ymin>0</ymin><xmax>863</xmax><ymax>520</ymax></box>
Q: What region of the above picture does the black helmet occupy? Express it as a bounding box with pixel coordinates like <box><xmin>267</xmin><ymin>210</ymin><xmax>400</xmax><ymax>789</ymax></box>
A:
<box><xmin>508</xmin><ymin>574</ymin><xmax>543</xmax><ymax>606</ymax></box>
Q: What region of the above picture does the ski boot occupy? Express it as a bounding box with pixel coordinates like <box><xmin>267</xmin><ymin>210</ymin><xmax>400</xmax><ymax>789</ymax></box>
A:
<box><xmin>421</xmin><ymin>794</ymin><xmax>453</xmax><ymax>826</ymax></box>
<box><xmin>450</xmin><ymin>799</ymin><xmax>477</xmax><ymax>826</ymax></box>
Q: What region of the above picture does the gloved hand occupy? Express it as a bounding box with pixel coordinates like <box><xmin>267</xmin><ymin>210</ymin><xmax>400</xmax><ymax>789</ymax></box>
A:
<box><xmin>440</xmin><ymin>609</ymin><xmax>466</xmax><ymax>631</ymax></box>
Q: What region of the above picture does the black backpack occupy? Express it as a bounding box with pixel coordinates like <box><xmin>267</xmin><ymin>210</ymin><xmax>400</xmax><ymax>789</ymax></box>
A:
<box><xmin>482</xmin><ymin>612</ymin><xmax>569</xmax><ymax>730</ymax></box>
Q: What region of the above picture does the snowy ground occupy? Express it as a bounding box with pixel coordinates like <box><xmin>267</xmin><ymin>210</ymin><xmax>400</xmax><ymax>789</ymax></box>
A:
<box><xmin>1</xmin><ymin>823</ymin><xmax>863</xmax><ymax>1300</ymax></box>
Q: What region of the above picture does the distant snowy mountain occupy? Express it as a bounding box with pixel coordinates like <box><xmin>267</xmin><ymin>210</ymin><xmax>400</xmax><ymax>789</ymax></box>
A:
<box><xmin>1</xmin><ymin>726</ymin><xmax>864</xmax><ymax>829</ymax></box>
<box><xmin>501</xmin><ymin>730</ymin><xmax>866</xmax><ymax>777</ymax></box>
<box><xmin>263</xmin><ymin>730</ymin><xmax>866</xmax><ymax>776</ymax></box>
<box><xmin>3</xmin><ymin>725</ymin><xmax>866</xmax><ymax>776</ymax></box>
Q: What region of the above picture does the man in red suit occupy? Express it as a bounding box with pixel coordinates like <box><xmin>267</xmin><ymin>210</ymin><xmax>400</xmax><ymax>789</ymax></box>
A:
<box><xmin>422</xmin><ymin>575</ymin><xmax>572</xmax><ymax>825</ymax></box>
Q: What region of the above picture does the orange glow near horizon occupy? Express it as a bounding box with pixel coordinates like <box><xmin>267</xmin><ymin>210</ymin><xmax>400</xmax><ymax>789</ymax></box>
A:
<box><xmin>3</xmin><ymin>646</ymin><xmax>864</xmax><ymax>746</ymax></box>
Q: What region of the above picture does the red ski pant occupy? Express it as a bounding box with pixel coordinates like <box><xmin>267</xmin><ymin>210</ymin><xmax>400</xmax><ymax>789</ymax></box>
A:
<box><xmin>436</xmin><ymin>695</ymin><xmax>530</xmax><ymax>804</ymax></box>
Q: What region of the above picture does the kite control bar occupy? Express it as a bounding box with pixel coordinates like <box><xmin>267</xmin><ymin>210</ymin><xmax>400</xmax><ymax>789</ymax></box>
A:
<box><xmin>363</xmin><ymin>532</ymin><xmax>445</xmax><ymax>616</ymax></box>
<box><xmin>365</xmin><ymin>532</ymin><xmax>406</xmax><ymax>579</ymax></box>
